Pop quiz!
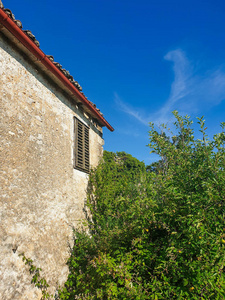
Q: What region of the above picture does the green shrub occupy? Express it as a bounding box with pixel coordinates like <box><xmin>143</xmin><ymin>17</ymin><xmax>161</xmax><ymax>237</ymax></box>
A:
<box><xmin>59</xmin><ymin>112</ymin><xmax>225</xmax><ymax>300</ymax></box>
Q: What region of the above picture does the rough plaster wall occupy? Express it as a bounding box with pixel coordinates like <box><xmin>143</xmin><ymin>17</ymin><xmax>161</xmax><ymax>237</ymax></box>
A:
<box><xmin>0</xmin><ymin>36</ymin><xmax>104</xmax><ymax>299</ymax></box>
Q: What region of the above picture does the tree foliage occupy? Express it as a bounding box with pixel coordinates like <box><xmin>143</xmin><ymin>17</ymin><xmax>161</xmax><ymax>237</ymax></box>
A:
<box><xmin>59</xmin><ymin>112</ymin><xmax>225</xmax><ymax>300</ymax></box>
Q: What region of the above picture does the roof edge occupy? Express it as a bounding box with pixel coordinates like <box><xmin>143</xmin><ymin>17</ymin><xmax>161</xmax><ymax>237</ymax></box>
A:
<box><xmin>0</xmin><ymin>7</ymin><xmax>114</xmax><ymax>131</ymax></box>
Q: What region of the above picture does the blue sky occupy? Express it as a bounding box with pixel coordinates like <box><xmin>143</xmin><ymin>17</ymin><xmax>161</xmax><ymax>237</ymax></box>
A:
<box><xmin>6</xmin><ymin>0</ymin><xmax>225</xmax><ymax>164</ymax></box>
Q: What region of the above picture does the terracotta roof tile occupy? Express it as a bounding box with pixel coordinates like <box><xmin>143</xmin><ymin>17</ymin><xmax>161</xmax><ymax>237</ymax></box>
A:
<box><xmin>0</xmin><ymin>1</ymin><xmax>108</xmax><ymax>119</ymax></box>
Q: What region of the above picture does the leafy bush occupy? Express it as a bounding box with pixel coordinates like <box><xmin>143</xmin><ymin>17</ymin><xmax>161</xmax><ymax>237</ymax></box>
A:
<box><xmin>59</xmin><ymin>112</ymin><xmax>225</xmax><ymax>300</ymax></box>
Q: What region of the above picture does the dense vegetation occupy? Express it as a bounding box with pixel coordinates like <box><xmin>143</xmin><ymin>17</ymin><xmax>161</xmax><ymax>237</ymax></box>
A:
<box><xmin>59</xmin><ymin>111</ymin><xmax>225</xmax><ymax>299</ymax></box>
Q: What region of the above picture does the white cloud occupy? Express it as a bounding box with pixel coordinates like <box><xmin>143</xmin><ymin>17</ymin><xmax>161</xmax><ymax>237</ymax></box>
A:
<box><xmin>159</xmin><ymin>49</ymin><xmax>192</xmax><ymax>118</ymax></box>
<box><xmin>114</xmin><ymin>92</ymin><xmax>149</xmax><ymax>125</ymax></box>
<box><xmin>115</xmin><ymin>49</ymin><xmax>225</xmax><ymax>125</ymax></box>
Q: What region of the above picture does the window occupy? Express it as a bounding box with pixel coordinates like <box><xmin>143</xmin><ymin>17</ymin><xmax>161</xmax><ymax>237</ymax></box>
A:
<box><xmin>74</xmin><ymin>117</ymin><xmax>90</xmax><ymax>173</ymax></box>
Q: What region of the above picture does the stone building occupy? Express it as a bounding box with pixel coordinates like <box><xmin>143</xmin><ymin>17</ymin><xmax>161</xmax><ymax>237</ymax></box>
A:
<box><xmin>0</xmin><ymin>2</ymin><xmax>113</xmax><ymax>299</ymax></box>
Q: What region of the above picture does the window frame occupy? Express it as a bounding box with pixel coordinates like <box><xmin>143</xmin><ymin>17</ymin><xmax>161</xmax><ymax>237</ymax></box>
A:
<box><xmin>73</xmin><ymin>116</ymin><xmax>90</xmax><ymax>173</ymax></box>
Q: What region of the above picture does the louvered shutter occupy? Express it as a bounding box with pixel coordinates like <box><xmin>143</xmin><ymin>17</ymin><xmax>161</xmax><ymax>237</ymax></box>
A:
<box><xmin>74</xmin><ymin>117</ymin><xmax>90</xmax><ymax>173</ymax></box>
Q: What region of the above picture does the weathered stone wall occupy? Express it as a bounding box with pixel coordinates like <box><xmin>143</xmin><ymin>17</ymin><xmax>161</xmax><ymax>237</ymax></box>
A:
<box><xmin>0</xmin><ymin>34</ymin><xmax>104</xmax><ymax>299</ymax></box>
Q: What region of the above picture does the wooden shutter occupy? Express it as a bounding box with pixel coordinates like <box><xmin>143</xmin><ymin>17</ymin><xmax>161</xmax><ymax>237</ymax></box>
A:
<box><xmin>74</xmin><ymin>117</ymin><xmax>89</xmax><ymax>173</ymax></box>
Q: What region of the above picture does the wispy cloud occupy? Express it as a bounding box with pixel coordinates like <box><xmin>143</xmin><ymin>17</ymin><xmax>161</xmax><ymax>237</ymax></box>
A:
<box><xmin>159</xmin><ymin>49</ymin><xmax>192</xmax><ymax>119</ymax></box>
<box><xmin>114</xmin><ymin>49</ymin><xmax>225</xmax><ymax>125</ymax></box>
<box><xmin>114</xmin><ymin>92</ymin><xmax>149</xmax><ymax>125</ymax></box>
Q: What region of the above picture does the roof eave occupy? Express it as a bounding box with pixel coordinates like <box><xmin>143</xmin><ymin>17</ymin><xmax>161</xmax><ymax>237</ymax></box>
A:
<box><xmin>0</xmin><ymin>8</ymin><xmax>114</xmax><ymax>132</ymax></box>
